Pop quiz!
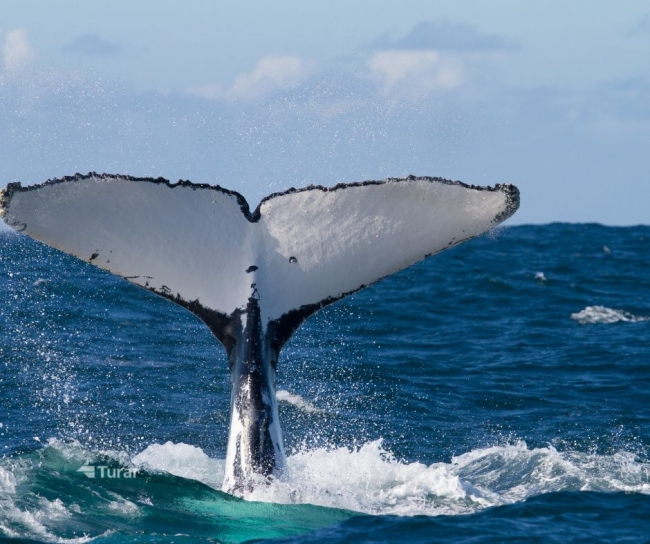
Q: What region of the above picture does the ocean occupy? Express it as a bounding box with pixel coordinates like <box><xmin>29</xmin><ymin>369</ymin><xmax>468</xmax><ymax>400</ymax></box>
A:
<box><xmin>1</xmin><ymin>223</ymin><xmax>649</xmax><ymax>543</ymax></box>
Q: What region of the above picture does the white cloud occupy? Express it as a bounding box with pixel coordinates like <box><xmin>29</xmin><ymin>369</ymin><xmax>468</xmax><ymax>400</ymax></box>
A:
<box><xmin>233</xmin><ymin>56</ymin><xmax>307</xmax><ymax>95</ymax></box>
<box><xmin>2</xmin><ymin>29</ymin><xmax>34</xmax><ymax>74</ymax></box>
<box><xmin>368</xmin><ymin>49</ymin><xmax>464</xmax><ymax>93</ymax></box>
<box><xmin>188</xmin><ymin>55</ymin><xmax>312</xmax><ymax>101</ymax></box>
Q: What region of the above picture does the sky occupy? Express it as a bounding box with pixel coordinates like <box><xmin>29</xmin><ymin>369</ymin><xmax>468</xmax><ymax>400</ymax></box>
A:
<box><xmin>1</xmin><ymin>0</ymin><xmax>649</xmax><ymax>225</ymax></box>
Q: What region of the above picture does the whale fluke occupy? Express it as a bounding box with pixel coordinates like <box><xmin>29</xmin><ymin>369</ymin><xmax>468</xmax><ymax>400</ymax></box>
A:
<box><xmin>0</xmin><ymin>173</ymin><xmax>519</xmax><ymax>493</ymax></box>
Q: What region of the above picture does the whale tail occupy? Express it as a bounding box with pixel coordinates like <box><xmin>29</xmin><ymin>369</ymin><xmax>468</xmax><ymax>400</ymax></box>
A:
<box><xmin>0</xmin><ymin>173</ymin><xmax>519</xmax><ymax>493</ymax></box>
<box><xmin>0</xmin><ymin>174</ymin><xmax>519</xmax><ymax>345</ymax></box>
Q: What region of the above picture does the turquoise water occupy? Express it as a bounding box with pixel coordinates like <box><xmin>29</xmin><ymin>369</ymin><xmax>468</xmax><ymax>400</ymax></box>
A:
<box><xmin>1</xmin><ymin>224</ymin><xmax>649</xmax><ymax>542</ymax></box>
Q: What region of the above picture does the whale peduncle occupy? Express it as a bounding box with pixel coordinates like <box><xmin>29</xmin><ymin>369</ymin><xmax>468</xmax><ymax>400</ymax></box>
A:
<box><xmin>222</xmin><ymin>296</ymin><xmax>286</xmax><ymax>493</ymax></box>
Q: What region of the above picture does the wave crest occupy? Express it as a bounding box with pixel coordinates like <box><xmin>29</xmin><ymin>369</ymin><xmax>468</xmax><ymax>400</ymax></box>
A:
<box><xmin>1</xmin><ymin>439</ymin><xmax>649</xmax><ymax>541</ymax></box>
<box><xmin>571</xmin><ymin>305</ymin><xmax>649</xmax><ymax>325</ymax></box>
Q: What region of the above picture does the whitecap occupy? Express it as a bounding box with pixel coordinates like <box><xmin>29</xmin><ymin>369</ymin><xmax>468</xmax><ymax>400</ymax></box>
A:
<box><xmin>452</xmin><ymin>441</ymin><xmax>650</xmax><ymax>500</ymax></box>
<box><xmin>123</xmin><ymin>439</ymin><xmax>650</xmax><ymax>516</ymax></box>
<box><xmin>571</xmin><ymin>305</ymin><xmax>649</xmax><ymax>325</ymax></box>
<box><xmin>239</xmin><ymin>440</ymin><xmax>650</xmax><ymax>516</ymax></box>
<box><xmin>6</xmin><ymin>437</ymin><xmax>650</xmax><ymax>523</ymax></box>
<box><xmin>243</xmin><ymin>440</ymin><xmax>500</xmax><ymax>515</ymax></box>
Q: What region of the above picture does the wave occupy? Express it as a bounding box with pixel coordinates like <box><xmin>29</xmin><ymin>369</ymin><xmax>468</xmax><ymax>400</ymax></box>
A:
<box><xmin>1</xmin><ymin>438</ymin><xmax>649</xmax><ymax>542</ymax></box>
<box><xmin>132</xmin><ymin>441</ymin><xmax>225</xmax><ymax>490</ymax></box>
<box><xmin>571</xmin><ymin>305</ymin><xmax>649</xmax><ymax>325</ymax></box>
<box><xmin>237</xmin><ymin>440</ymin><xmax>650</xmax><ymax>515</ymax></box>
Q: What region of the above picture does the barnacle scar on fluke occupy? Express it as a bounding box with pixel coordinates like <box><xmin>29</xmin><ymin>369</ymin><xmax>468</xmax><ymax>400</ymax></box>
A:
<box><xmin>0</xmin><ymin>172</ymin><xmax>519</xmax><ymax>495</ymax></box>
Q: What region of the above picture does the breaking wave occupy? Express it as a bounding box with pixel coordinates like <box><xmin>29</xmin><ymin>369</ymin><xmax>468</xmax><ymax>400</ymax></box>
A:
<box><xmin>1</xmin><ymin>430</ymin><xmax>650</xmax><ymax>541</ymax></box>
<box><xmin>571</xmin><ymin>305</ymin><xmax>649</xmax><ymax>325</ymax></box>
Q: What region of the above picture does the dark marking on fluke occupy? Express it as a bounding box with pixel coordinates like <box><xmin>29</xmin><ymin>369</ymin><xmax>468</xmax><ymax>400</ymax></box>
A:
<box><xmin>289</xmin><ymin>256</ymin><xmax>298</xmax><ymax>264</ymax></box>
<box><xmin>89</xmin><ymin>251</ymin><xmax>99</xmax><ymax>262</ymax></box>
<box><xmin>246</xmin><ymin>266</ymin><xmax>258</xmax><ymax>273</ymax></box>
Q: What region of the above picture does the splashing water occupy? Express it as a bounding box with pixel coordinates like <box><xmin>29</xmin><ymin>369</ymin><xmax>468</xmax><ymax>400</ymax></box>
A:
<box><xmin>2</xmin><ymin>437</ymin><xmax>649</xmax><ymax>543</ymax></box>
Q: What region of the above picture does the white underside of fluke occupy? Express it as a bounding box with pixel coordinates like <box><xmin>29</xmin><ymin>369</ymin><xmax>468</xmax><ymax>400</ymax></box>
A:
<box><xmin>0</xmin><ymin>174</ymin><xmax>519</xmax><ymax>329</ymax></box>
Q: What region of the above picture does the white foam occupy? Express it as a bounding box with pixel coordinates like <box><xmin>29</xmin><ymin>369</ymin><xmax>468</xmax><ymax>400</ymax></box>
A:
<box><xmin>276</xmin><ymin>440</ymin><xmax>646</xmax><ymax>513</ymax></box>
<box><xmin>277</xmin><ymin>390</ymin><xmax>325</xmax><ymax>413</ymax></box>
<box><xmin>451</xmin><ymin>441</ymin><xmax>650</xmax><ymax>499</ymax></box>
<box><xmin>0</xmin><ymin>441</ymin><xmax>119</xmax><ymax>543</ymax></box>
<box><xmin>130</xmin><ymin>439</ymin><xmax>649</xmax><ymax>517</ymax></box>
<box><xmin>132</xmin><ymin>441</ymin><xmax>225</xmax><ymax>490</ymax></box>
<box><xmin>571</xmin><ymin>305</ymin><xmax>649</xmax><ymax>325</ymax></box>
<box><xmin>0</xmin><ymin>492</ymin><xmax>94</xmax><ymax>544</ymax></box>
<box><xmin>104</xmin><ymin>497</ymin><xmax>140</xmax><ymax>516</ymax></box>
<box><xmin>245</xmin><ymin>440</ymin><xmax>500</xmax><ymax>515</ymax></box>
<box><xmin>0</xmin><ymin>466</ymin><xmax>17</xmax><ymax>495</ymax></box>
<box><xmin>5</xmin><ymin>438</ymin><xmax>648</xmax><ymax>537</ymax></box>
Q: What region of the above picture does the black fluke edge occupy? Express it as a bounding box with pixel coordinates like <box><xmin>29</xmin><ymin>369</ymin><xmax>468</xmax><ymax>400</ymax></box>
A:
<box><xmin>1</xmin><ymin>172</ymin><xmax>520</xmax><ymax>225</ymax></box>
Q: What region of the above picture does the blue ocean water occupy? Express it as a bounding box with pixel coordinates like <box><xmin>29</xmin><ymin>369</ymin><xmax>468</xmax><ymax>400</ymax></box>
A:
<box><xmin>1</xmin><ymin>223</ymin><xmax>649</xmax><ymax>543</ymax></box>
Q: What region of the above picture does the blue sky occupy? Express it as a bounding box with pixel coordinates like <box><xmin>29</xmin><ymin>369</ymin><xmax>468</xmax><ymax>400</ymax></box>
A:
<box><xmin>1</xmin><ymin>0</ymin><xmax>649</xmax><ymax>224</ymax></box>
